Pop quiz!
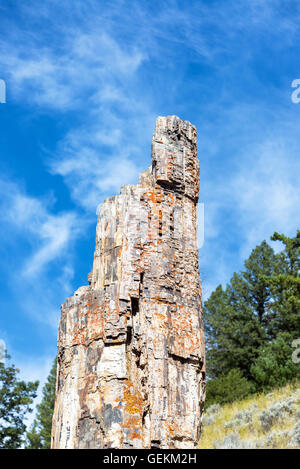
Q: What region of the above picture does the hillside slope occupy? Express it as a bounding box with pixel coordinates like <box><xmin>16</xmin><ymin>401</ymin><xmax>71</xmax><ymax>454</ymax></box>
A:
<box><xmin>199</xmin><ymin>382</ymin><xmax>300</xmax><ymax>449</ymax></box>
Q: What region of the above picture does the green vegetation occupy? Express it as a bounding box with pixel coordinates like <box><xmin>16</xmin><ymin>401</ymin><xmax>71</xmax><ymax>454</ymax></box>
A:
<box><xmin>204</xmin><ymin>230</ymin><xmax>300</xmax><ymax>406</ymax></box>
<box><xmin>26</xmin><ymin>358</ymin><xmax>57</xmax><ymax>449</ymax></box>
<box><xmin>205</xmin><ymin>369</ymin><xmax>255</xmax><ymax>408</ymax></box>
<box><xmin>199</xmin><ymin>381</ymin><xmax>300</xmax><ymax>449</ymax></box>
<box><xmin>0</xmin><ymin>355</ymin><xmax>38</xmax><ymax>449</ymax></box>
<box><xmin>1</xmin><ymin>230</ymin><xmax>299</xmax><ymax>449</ymax></box>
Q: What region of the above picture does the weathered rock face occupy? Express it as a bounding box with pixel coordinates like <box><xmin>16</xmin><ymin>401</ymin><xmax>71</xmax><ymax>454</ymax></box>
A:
<box><xmin>51</xmin><ymin>115</ymin><xmax>205</xmax><ymax>449</ymax></box>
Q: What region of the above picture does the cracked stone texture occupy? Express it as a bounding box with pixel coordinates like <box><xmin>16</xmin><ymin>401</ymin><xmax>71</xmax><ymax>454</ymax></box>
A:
<box><xmin>51</xmin><ymin>115</ymin><xmax>205</xmax><ymax>449</ymax></box>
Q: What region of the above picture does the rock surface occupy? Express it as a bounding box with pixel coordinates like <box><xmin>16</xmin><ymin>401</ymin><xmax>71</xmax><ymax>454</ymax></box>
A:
<box><xmin>51</xmin><ymin>115</ymin><xmax>205</xmax><ymax>449</ymax></box>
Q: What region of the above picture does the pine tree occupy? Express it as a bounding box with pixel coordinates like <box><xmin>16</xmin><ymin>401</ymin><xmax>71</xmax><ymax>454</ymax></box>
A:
<box><xmin>250</xmin><ymin>332</ymin><xmax>300</xmax><ymax>391</ymax></box>
<box><xmin>251</xmin><ymin>231</ymin><xmax>300</xmax><ymax>390</ymax></box>
<box><xmin>205</xmin><ymin>369</ymin><xmax>255</xmax><ymax>408</ymax></box>
<box><xmin>0</xmin><ymin>355</ymin><xmax>38</xmax><ymax>449</ymax></box>
<box><xmin>265</xmin><ymin>231</ymin><xmax>300</xmax><ymax>337</ymax></box>
<box><xmin>204</xmin><ymin>241</ymin><xmax>278</xmax><ymax>381</ymax></box>
<box><xmin>204</xmin><ymin>231</ymin><xmax>300</xmax><ymax>403</ymax></box>
<box><xmin>242</xmin><ymin>240</ymin><xmax>279</xmax><ymax>327</ymax></box>
<box><xmin>26</xmin><ymin>358</ymin><xmax>57</xmax><ymax>449</ymax></box>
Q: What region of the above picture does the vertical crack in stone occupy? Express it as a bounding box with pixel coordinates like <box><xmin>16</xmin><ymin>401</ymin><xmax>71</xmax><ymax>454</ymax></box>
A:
<box><xmin>51</xmin><ymin>115</ymin><xmax>205</xmax><ymax>449</ymax></box>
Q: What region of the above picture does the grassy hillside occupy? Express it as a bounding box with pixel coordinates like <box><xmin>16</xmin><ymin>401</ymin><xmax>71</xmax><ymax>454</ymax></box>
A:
<box><xmin>199</xmin><ymin>381</ymin><xmax>300</xmax><ymax>449</ymax></box>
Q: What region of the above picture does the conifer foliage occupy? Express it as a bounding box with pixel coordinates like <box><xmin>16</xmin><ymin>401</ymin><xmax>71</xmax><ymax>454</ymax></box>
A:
<box><xmin>26</xmin><ymin>359</ymin><xmax>57</xmax><ymax>449</ymax></box>
<box><xmin>204</xmin><ymin>230</ymin><xmax>300</xmax><ymax>405</ymax></box>
<box><xmin>0</xmin><ymin>356</ymin><xmax>38</xmax><ymax>449</ymax></box>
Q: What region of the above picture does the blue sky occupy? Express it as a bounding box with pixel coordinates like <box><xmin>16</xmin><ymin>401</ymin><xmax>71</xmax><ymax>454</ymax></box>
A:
<box><xmin>0</xmin><ymin>0</ymin><xmax>300</xmax><ymax>413</ymax></box>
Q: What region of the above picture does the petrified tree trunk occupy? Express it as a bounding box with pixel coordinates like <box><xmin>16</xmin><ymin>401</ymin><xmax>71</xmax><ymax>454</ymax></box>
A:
<box><xmin>51</xmin><ymin>115</ymin><xmax>205</xmax><ymax>449</ymax></box>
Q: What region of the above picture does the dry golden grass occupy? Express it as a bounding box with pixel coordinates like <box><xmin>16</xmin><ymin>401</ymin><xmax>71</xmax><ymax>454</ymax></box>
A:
<box><xmin>199</xmin><ymin>381</ymin><xmax>300</xmax><ymax>449</ymax></box>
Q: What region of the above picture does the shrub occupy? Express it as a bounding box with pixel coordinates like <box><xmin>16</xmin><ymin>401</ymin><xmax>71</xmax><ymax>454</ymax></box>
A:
<box><xmin>289</xmin><ymin>421</ymin><xmax>300</xmax><ymax>448</ymax></box>
<box><xmin>213</xmin><ymin>432</ymin><xmax>255</xmax><ymax>449</ymax></box>
<box><xmin>202</xmin><ymin>403</ymin><xmax>221</xmax><ymax>426</ymax></box>
<box><xmin>224</xmin><ymin>405</ymin><xmax>257</xmax><ymax>429</ymax></box>
<box><xmin>205</xmin><ymin>369</ymin><xmax>255</xmax><ymax>408</ymax></box>
<box><xmin>265</xmin><ymin>430</ymin><xmax>290</xmax><ymax>448</ymax></box>
<box><xmin>259</xmin><ymin>398</ymin><xmax>295</xmax><ymax>431</ymax></box>
<box><xmin>251</xmin><ymin>334</ymin><xmax>300</xmax><ymax>392</ymax></box>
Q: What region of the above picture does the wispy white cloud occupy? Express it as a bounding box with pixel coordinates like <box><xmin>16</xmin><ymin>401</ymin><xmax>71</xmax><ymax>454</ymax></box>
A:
<box><xmin>50</xmin><ymin>146</ymin><xmax>144</xmax><ymax>211</ymax></box>
<box><xmin>199</xmin><ymin>105</ymin><xmax>300</xmax><ymax>298</ymax></box>
<box><xmin>232</xmin><ymin>138</ymin><xmax>300</xmax><ymax>257</ymax></box>
<box><xmin>3</xmin><ymin>0</ymin><xmax>299</xmax><ymax>217</ymax></box>
<box><xmin>0</xmin><ymin>179</ymin><xmax>81</xmax><ymax>276</ymax></box>
<box><xmin>0</xmin><ymin>177</ymin><xmax>84</xmax><ymax>328</ymax></box>
<box><xmin>1</xmin><ymin>0</ymin><xmax>300</xmax><ymax>306</ymax></box>
<box><xmin>0</xmin><ymin>13</ymin><xmax>155</xmax><ymax>209</ymax></box>
<box><xmin>23</xmin><ymin>212</ymin><xmax>79</xmax><ymax>277</ymax></box>
<box><xmin>1</xmin><ymin>29</ymin><xmax>145</xmax><ymax>111</ymax></box>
